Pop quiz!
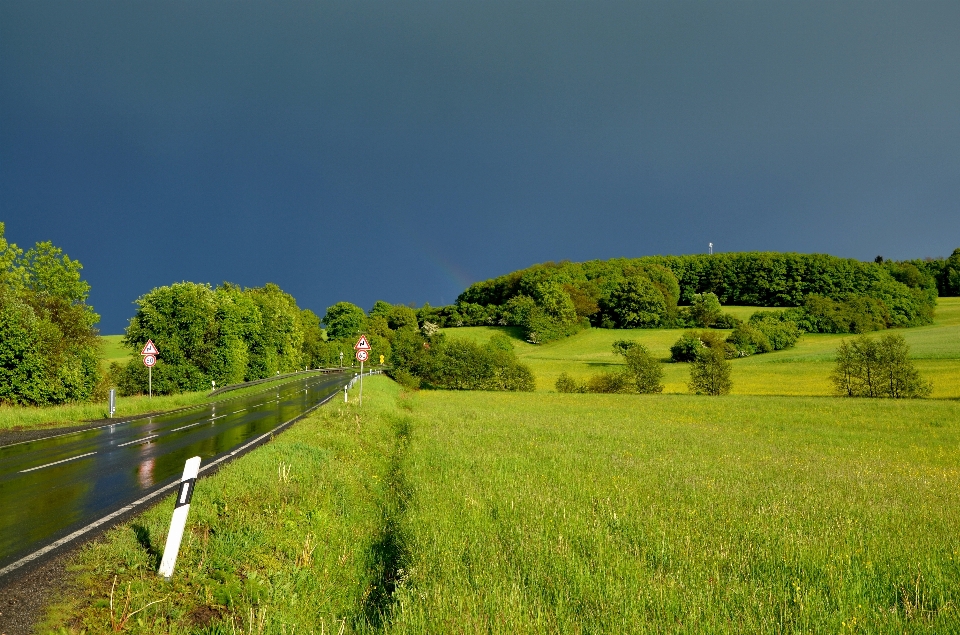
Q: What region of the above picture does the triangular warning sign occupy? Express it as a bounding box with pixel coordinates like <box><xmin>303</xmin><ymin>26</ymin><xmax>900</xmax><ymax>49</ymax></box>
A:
<box><xmin>354</xmin><ymin>335</ymin><xmax>371</xmax><ymax>351</ymax></box>
<box><xmin>140</xmin><ymin>340</ymin><xmax>159</xmax><ymax>356</ymax></box>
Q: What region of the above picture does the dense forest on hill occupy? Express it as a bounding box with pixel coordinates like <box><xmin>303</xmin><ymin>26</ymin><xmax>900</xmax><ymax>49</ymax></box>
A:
<box><xmin>414</xmin><ymin>250</ymin><xmax>959</xmax><ymax>343</ymax></box>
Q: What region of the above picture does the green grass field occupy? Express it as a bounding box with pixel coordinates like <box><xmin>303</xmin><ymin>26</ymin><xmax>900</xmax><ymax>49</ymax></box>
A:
<box><xmin>441</xmin><ymin>298</ymin><xmax>960</xmax><ymax>398</ymax></box>
<box><xmin>42</xmin><ymin>377</ymin><xmax>960</xmax><ymax>633</ymax></box>
<box><xmin>100</xmin><ymin>334</ymin><xmax>130</xmax><ymax>367</ymax></box>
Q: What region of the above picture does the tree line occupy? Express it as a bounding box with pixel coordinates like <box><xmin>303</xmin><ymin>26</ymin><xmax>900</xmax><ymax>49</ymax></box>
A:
<box><xmin>432</xmin><ymin>251</ymin><xmax>944</xmax><ymax>343</ymax></box>
<box><xmin>0</xmin><ymin>223</ymin><xmax>949</xmax><ymax>404</ymax></box>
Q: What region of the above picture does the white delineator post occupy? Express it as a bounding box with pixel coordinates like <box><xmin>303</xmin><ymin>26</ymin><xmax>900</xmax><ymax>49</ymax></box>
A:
<box><xmin>158</xmin><ymin>456</ymin><xmax>201</xmax><ymax>579</ymax></box>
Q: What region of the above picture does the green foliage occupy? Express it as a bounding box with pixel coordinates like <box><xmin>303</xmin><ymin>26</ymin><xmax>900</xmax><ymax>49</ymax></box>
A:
<box><xmin>417</xmin><ymin>338</ymin><xmax>535</xmax><ymax>391</ymax></box>
<box><xmin>455</xmin><ymin>251</ymin><xmax>939</xmax><ymax>333</ymax></box>
<box><xmin>622</xmin><ymin>344</ymin><xmax>664</xmax><ymax>393</ymax></box>
<box><xmin>300</xmin><ymin>309</ymin><xmax>326</xmax><ymax>368</ymax></box>
<box><xmin>321</xmin><ymin>301</ymin><xmax>366</xmax><ymax>340</ymax></box>
<box><xmin>603</xmin><ymin>276</ymin><xmax>668</xmax><ymax>328</ymax></box>
<box><xmin>689</xmin><ymin>347</ymin><xmax>733</xmax><ymax>395</ymax></box>
<box><xmin>791</xmin><ymin>294</ymin><xmax>889</xmax><ymax>333</ymax></box>
<box><xmin>727</xmin><ymin>322</ymin><xmax>770</xmax><ymax>356</ymax></box>
<box><xmin>0</xmin><ymin>225</ymin><xmax>103</xmax><ymax>405</ymax></box>
<box><xmin>832</xmin><ymin>334</ymin><xmax>931</xmax><ymax>398</ymax></box>
<box><xmin>688</xmin><ymin>292</ymin><xmax>723</xmax><ymax>327</ymax></box>
<box><xmin>611</xmin><ymin>339</ymin><xmax>638</xmax><ymax>356</ymax></box>
<box><xmin>585</xmin><ymin>370</ymin><xmax>634</xmax><ymax>393</ymax></box>
<box><xmin>670</xmin><ymin>330</ymin><xmax>731</xmax><ymax>362</ymax></box>
<box><xmin>555</xmin><ymin>372</ymin><xmax>586</xmax><ymax>393</ymax></box>
<box><xmin>670</xmin><ymin>332</ymin><xmax>704</xmax><ymax>362</ymax></box>
<box><xmin>114</xmin><ymin>281</ymin><xmax>308</xmax><ymax>395</ymax></box>
<box><xmin>390</xmin><ymin>330</ymin><xmax>534</xmax><ymax>392</ymax></box>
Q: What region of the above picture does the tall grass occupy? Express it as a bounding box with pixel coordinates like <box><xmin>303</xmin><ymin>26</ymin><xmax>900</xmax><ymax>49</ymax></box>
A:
<box><xmin>41</xmin><ymin>378</ymin><xmax>960</xmax><ymax>633</ymax></box>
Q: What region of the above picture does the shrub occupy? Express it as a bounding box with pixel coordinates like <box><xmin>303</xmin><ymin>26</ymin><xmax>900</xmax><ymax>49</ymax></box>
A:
<box><xmin>832</xmin><ymin>334</ymin><xmax>931</xmax><ymax>398</ymax></box>
<box><xmin>611</xmin><ymin>339</ymin><xmax>638</xmax><ymax>356</ymax></box>
<box><xmin>670</xmin><ymin>332</ymin><xmax>703</xmax><ymax>362</ymax></box>
<box><xmin>727</xmin><ymin>323</ymin><xmax>772</xmax><ymax>356</ymax></box>
<box><xmin>411</xmin><ymin>337</ymin><xmax>535</xmax><ymax>392</ymax></box>
<box><xmin>689</xmin><ymin>292</ymin><xmax>722</xmax><ymax>327</ymax></box>
<box><xmin>622</xmin><ymin>344</ymin><xmax>664</xmax><ymax>393</ymax></box>
<box><xmin>586</xmin><ymin>370</ymin><xmax>634</xmax><ymax>394</ymax></box>
<box><xmin>748</xmin><ymin>312</ymin><xmax>802</xmax><ymax>350</ymax></box>
<box><xmin>391</xmin><ymin>368</ymin><xmax>421</xmax><ymax>390</ymax></box>
<box><xmin>689</xmin><ymin>348</ymin><xmax>732</xmax><ymax>396</ymax></box>
<box><xmin>671</xmin><ymin>330</ymin><xmax>732</xmax><ymax>362</ymax></box>
<box><xmin>555</xmin><ymin>372</ymin><xmax>586</xmax><ymax>393</ymax></box>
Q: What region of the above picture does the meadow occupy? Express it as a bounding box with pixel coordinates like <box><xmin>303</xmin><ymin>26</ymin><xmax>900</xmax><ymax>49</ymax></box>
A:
<box><xmin>42</xmin><ymin>376</ymin><xmax>960</xmax><ymax>633</ymax></box>
<box><xmin>441</xmin><ymin>298</ymin><xmax>960</xmax><ymax>398</ymax></box>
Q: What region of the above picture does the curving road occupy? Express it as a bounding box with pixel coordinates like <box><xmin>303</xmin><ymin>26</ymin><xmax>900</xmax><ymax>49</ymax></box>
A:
<box><xmin>0</xmin><ymin>371</ymin><xmax>351</xmax><ymax>581</ymax></box>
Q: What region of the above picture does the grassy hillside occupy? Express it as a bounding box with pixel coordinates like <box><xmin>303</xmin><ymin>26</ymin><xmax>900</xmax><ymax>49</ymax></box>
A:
<box><xmin>43</xmin><ymin>377</ymin><xmax>960</xmax><ymax>633</ymax></box>
<box><xmin>441</xmin><ymin>298</ymin><xmax>960</xmax><ymax>398</ymax></box>
<box><xmin>100</xmin><ymin>334</ymin><xmax>129</xmax><ymax>367</ymax></box>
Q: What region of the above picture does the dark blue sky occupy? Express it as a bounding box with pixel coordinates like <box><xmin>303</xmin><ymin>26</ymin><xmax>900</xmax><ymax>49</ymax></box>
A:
<box><xmin>2</xmin><ymin>1</ymin><xmax>959</xmax><ymax>333</ymax></box>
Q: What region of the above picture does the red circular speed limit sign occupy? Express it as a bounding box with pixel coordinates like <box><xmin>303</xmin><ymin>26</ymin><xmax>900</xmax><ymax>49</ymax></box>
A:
<box><xmin>355</xmin><ymin>350</ymin><xmax>368</xmax><ymax>362</ymax></box>
<box><xmin>143</xmin><ymin>354</ymin><xmax>157</xmax><ymax>367</ymax></box>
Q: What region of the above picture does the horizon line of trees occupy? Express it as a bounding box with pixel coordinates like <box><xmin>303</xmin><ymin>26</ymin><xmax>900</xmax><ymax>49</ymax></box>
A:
<box><xmin>415</xmin><ymin>251</ymin><xmax>950</xmax><ymax>344</ymax></box>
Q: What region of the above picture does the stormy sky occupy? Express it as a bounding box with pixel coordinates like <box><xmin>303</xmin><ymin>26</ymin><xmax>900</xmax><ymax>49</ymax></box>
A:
<box><xmin>2</xmin><ymin>1</ymin><xmax>958</xmax><ymax>333</ymax></box>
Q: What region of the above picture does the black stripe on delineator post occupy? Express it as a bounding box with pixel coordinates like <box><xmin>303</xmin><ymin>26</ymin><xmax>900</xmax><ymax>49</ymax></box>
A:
<box><xmin>175</xmin><ymin>478</ymin><xmax>196</xmax><ymax>508</ymax></box>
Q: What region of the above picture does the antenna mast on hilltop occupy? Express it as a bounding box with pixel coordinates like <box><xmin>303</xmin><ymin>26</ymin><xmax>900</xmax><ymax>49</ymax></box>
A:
<box><xmin>709</xmin><ymin>242</ymin><xmax>713</xmax><ymax>255</ymax></box>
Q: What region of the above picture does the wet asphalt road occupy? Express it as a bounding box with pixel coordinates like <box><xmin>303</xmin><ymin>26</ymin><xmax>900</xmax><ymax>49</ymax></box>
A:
<box><xmin>0</xmin><ymin>371</ymin><xmax>350</xmax><ymax>578</ymax></box>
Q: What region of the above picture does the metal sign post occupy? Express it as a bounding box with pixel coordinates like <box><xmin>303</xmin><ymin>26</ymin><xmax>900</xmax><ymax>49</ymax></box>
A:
<box><xmin>354</xmin><ymin>335</ymin><xmax>371</xmax><ymax>407</ymax></box>
<box><xmin>141</xmin><ymin>340</ymin><xmax>159</xmax><ymax>399</ymax></box>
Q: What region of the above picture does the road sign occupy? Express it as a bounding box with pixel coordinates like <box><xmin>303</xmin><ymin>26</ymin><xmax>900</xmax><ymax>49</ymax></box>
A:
<box><xmin>143</xmin><ymin>354</ymin><xmax>157</xmax><ymax>367</ymax></box>
<box><xmin>354</xmin><ymin>335</ymin><xmax>371</xmax><ymax>351</ymax></box>
<box><xmin>379</xmin><ymin>354</ymin><xmax>385</xmax><ymax>364</ymax></box>
<box><xmin>141</xmin><ymin>340</ymin><xmax>159</xmax><ymax>356</ymax></box>
<box><xmin>356</xmin><ymin>350</ymin><xmax>368</xmax><ymax>362</ymax></box>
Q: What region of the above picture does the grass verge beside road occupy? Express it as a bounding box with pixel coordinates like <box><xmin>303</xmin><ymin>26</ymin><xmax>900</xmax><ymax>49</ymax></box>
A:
<box><xmin>41</xmin><ymin>377</ymin><xmax>960</xmax><ymax>633</ymax></box>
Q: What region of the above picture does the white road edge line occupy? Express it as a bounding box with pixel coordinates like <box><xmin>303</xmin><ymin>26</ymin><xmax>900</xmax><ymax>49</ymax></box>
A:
<box><xmin>117</xmin><ymin>435</ymin><xmax>159</xmax><ymax>448</ymax></box>
<box><xmin>0</xmin><ymin>382</ymin><xmax>341</xmax><ymax>580</ymax></box>
<box><xmin>19</xmin><ymin>452</ymin><xmax>97</xmax><ymax>474</ymax></box>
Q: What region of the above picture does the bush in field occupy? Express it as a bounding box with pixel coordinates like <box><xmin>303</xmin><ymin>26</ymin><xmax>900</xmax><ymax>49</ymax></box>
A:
<box><xmin>622</xmin><ymin>344</ymin><xmax>664</xmax><ymax>393</ymax></box>
<box><xmin>0</xmin><ymin>225</ymin><xmax>104</xmax><ymax>405</ymax></box>
<box><xmin>611</xmin><ymin>339</ymin><xmax>639</xmax><ymax>356</ymax></box>
<box><xmin>391</xmin><ymin>330</ymin><xmax>534</xmax><ymax>392</ymax></box>
<box><xmin>727</xmin><ymin>322</ymin><xmax>772</xmax><ymax>356</ymax></box>
<box><xmin>555</xmin><ymin>372</ymin><xmax>586</xmax><ymax>393</ymax></box>
<box><xmin>832</xmin><ymin>334</ymin><xmax>931</xmax><ymax>398</ymax></box>
<box><xmin>689</xmin><ymin>348</ymin><xmax>732</xmax><ymax>395</ymax></box>
<box><xmin>727</xmin><ymin>311</ymin><xmax>803</xmax><ymax>356</ymax></box>
<box><xmin>671</xmin><ymin>330</ymin><xmax>731</xmax><ymax>362</ymax></box>
<box><xmin>586</xmin><ymin>370</ymin><xmax>634</xmax><ymax>394</ymax></box>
